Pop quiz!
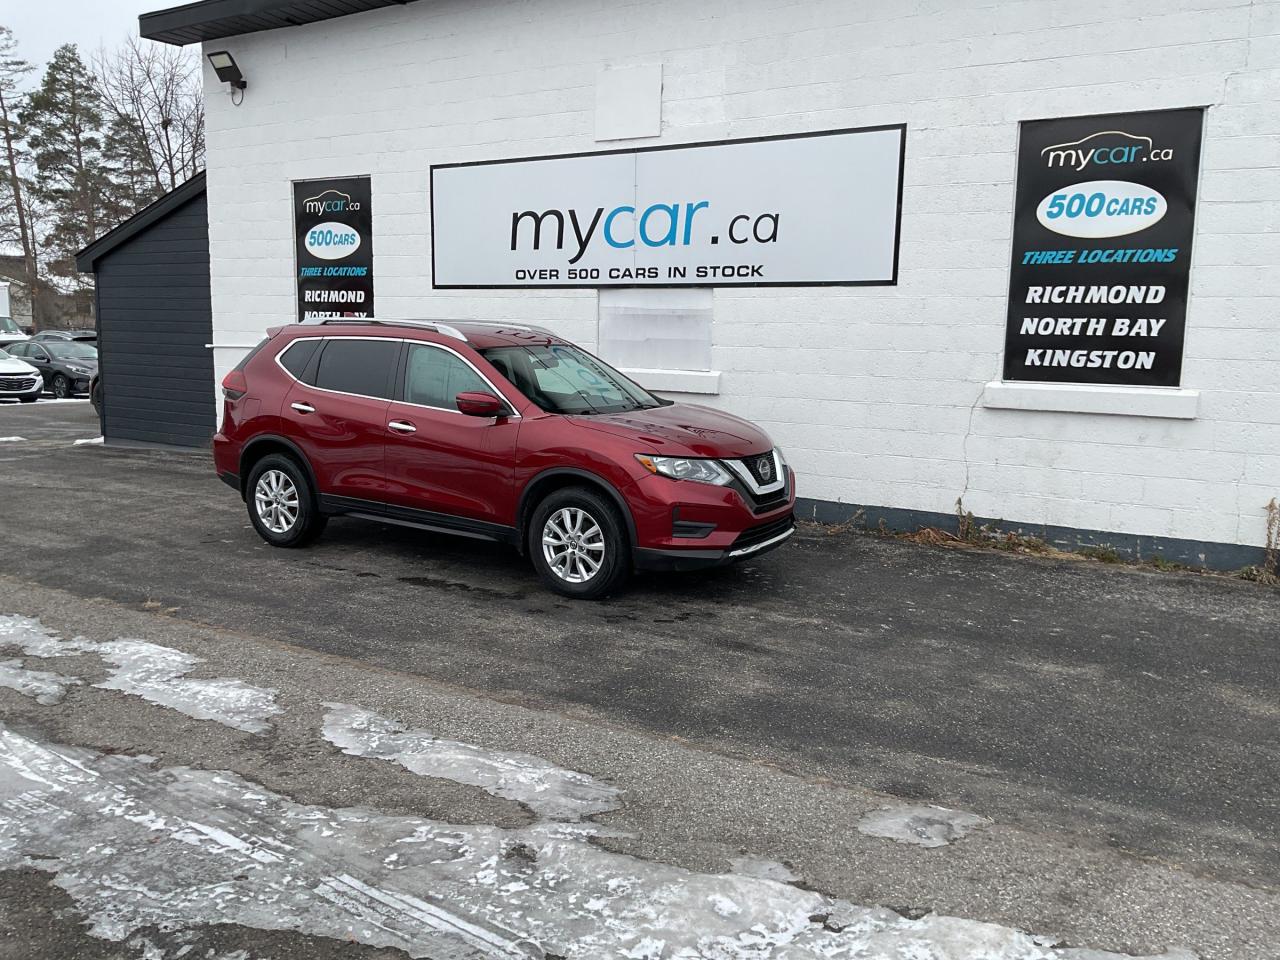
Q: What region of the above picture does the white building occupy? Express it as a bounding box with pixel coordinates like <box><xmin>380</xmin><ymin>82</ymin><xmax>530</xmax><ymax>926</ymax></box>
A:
<box><xmin>140</xmin><ymin>0</ymin><xmax>1280</xmax><ymax>569</ymax></box>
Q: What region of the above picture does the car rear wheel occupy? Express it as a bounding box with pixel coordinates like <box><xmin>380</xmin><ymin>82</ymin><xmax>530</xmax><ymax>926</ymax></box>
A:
<box><xmin>245</xmin><ymin>453</ymin><xmax>327</xmax><ymax>547</ymax></box>
<box><xmin>528</xmin><ymin>486</ymin><xmax>629</xmax><ymax>600</ymax></box>
<box><xmin>52</xmin><ymin>374</ymin><xmax>71</xmax><ymax>399</ymax></box>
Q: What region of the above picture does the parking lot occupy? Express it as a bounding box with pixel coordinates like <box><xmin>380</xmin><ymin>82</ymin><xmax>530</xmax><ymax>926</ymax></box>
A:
<box><xmin>1</xmin><ymin>400</ymin><xmax>1278</xmax><ymax>959</ymax></box>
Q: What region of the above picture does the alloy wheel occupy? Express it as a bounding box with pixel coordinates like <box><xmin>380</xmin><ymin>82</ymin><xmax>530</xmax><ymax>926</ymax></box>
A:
<box><xmin>254</xmin><ymin>469</ymin><xmax>300</xmax><ymax>534</ymax></box>
<box><xmin>542</xmin><ymin>507</ymin><xmax>605</xmax><ymax>583</ymax></box>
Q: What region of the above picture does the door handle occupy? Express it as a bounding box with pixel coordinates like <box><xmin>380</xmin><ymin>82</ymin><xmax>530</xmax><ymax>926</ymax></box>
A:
<box><xmin>291</xmin><ymin>402</ymin><xmax>315</xmax><ymax>414</ymax></box>
<box><xmin>388</xmin><ymin>420</ymin><xmax>417</xmax><ymax>434</ymax></box>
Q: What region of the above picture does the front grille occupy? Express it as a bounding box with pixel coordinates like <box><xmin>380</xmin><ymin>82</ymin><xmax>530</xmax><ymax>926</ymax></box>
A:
<box><xmin>732</xmin><ymin>514</ymin><xmax>795</xmax><ymax>552</ymax></box>
<box><xmin>742</xmin><ymin>451</ymin><xmax>779</xmax><ymax>486</ymax></box>
<box><xmin>0</xmin><ymin>376</ymin><xmax>38</xmax><ymax>391</ymax></box>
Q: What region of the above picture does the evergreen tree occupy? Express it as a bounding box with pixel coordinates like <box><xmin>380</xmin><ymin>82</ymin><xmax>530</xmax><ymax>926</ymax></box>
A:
<box><xmin>22</xmin><ymin>43</ymin><xmax>120</xmax><ymax>286</ymax></box>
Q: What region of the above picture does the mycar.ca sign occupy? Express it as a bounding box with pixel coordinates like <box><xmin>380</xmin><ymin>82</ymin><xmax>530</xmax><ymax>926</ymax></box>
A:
<box><xmin>430</xmin><ymin>127</ymin><xmax>906</xmax><ymax>288</ymax></box>
<box><xmin>1004</xmin><ymin>108</ymin><xmax>1205</xmax><ymax>387</ymax></box>
<box><xmin>293</xmin><ymin>176</ymin><xmax>374</xmax><ymax>321</ymax></box>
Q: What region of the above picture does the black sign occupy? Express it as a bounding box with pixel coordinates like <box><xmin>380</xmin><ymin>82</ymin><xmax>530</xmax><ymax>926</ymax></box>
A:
<box><xmin>1004</xmin><ymin>108</ymin><xmax>1203</xmax><ymax>387</ymax></box>
<box><xmin>293</xmin><ymin>176</ymin><xmax>374</xmax><ymax>322</ymax></box>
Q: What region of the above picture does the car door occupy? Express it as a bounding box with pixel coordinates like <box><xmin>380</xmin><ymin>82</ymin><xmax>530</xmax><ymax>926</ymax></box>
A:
<box><xmin>23</xmin><ymin>344</ymin><xmax>52</xmax><ymax>387</ymax></box>
<box><xmin>279</xmin><ymin>336</ymin><xmax>399</xmax><ymax>505</ymax></box>
<box><xmin>382</xmin><ymin>341</ymin><xmax>521</xmax><ymax>528</ymax></box>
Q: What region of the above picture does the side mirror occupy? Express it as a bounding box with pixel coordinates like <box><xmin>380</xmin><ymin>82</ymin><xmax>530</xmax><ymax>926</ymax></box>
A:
<box><xmin>455</xmin><ymin>391</ymin><xmax>505</xmax><ymax>417</ymax></box>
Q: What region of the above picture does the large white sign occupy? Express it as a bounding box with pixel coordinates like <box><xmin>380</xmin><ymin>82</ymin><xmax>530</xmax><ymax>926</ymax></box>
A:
<box><xmin>430</xmin><ymin>126</ymin><xmax>906</xmax><ymax>288</ymax></box>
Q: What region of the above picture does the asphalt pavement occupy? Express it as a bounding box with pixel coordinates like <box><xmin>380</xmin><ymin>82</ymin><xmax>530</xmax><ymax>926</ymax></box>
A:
<box><xmin>0</xmin><ymin>400</ymin><xmax>1277</xmax><ymax>959</ymax></box>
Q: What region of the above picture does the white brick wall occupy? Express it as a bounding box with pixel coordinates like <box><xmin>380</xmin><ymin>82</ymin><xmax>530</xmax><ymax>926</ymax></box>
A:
<box><xmin>203</xmin><ymin>0</ymin><xmax>1280</xmax><ymax>551</ymax></box>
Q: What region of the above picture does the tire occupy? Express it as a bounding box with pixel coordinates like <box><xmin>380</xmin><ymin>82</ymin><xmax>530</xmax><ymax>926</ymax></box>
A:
<box><xmin>245</xmin><ymin>453</ymin><xmax>327</xmax><ymax>548</ymax></box>
<box><xmin>527</xmin><ymin>486</ymin><xmax>630</xmax><ymax>600</ymax></box>
<box><xmin>52</xmin><ymin>374</ymin><xmax>71</xmax><ymax>399</ymax></box>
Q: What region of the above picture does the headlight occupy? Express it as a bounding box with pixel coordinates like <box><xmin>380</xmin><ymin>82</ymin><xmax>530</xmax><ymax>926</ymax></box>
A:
<box><xmin>67</xmin><ymin>366</ymin><xmax>89</xmax><ymax>375</ymax></box>
<box><xmin>635</xmin><ymin>453</ymin><xmax>733</xmax><ymax>485</ymax></box>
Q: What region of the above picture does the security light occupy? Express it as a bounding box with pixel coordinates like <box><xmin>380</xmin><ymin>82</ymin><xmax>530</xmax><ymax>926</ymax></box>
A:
<box><xmin>207</xmin><ymin>51</ymin><xmax>246</xmax><ymax>90</ymax></box>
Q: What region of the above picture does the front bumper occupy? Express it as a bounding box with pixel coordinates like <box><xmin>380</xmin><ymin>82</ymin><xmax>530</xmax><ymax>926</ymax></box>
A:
<box><xmin>634</xmin><ymin>514</ymin><xmax>796</xmax><ymax>571</ymax></box>
<box><xmin>628</xmin><ymin>465</ymin><xmax>797</xmax><ymax>571</ymax></box>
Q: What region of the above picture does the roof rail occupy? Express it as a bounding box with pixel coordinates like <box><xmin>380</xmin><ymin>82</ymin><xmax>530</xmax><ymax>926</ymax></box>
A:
<box><xmin>455</xmin><ymin>320</ymin><xmax>556</xmax><ymax>335</ymax></box>
<box><xmin>305</xmin><ymin>318</ymin><xmax>469</xmax><ymax>342</ymax></box>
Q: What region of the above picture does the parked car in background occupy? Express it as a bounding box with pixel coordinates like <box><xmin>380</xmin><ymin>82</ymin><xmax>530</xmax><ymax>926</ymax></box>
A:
<box><xmin>90</xmin><ymin>371</ymin><xmax>103</xmax><ymax>422</ymax></box>
<box><xmin>6</xmin><ymin>340</ymin><xmax>99</xmax><ymax>398</ymax></box>
<box><xmin>33</xmin><ymin>329</ymin><xmax>97</xmax><ymax>345</ymax></box>
<box><xmin>0</xmin><ymin>315</ymin><xmax>28</xmax><ymax>350</ymax></box>
<box><xmin>0</xmin><ymin>347</ymin><xmax>43</xmax><ymax>403</ymax></box>
<box><xmin>213</xmin><ymin>319</ymin><xmax>795</xmax><ymax>599</ymax></box>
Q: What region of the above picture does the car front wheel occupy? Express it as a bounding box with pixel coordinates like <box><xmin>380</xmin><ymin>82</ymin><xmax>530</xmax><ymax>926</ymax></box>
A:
<box><xmin>52</xmin><ymin>374</ymin><xmax>71</xmax><ymax>399</ymax></box>
<box><xmin>528</xmin><ymin>486</ymin><xmax>630</xmax><ymax>600</ymax></box>
<box><xmin>245</xmin><ymin>453</ymin><xmax>327</xmax><ymax>547</ymax></box>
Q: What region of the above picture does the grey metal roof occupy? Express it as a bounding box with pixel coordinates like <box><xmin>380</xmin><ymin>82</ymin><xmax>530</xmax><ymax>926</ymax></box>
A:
<box><xmin>140</xmin><ymin>0</ymin><xmax>418</xmax><ymax>46</ymax></box>
<box><xmin>76</xmin><ymin>172</ymin><xmax>207</xmax><ymax>272</ymax></box>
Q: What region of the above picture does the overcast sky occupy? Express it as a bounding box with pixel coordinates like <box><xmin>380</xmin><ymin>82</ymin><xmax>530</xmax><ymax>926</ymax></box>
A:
<box><xmin>6</xmin><ymin>0</ymin><xmax>162</xmax><ymax>84</ymax></box>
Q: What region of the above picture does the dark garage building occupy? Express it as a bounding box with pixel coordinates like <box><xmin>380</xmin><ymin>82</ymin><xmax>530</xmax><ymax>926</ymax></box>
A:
<box><xmin>76</xmin><ymin>172</ymin><xmax>214</xmax><ymax>448</ymax></box>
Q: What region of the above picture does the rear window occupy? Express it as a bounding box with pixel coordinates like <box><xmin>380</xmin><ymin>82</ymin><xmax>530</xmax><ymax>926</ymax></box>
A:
<box><xmin>278</xmin><ymin>339</ymin><xmax>320</xmax><ymax>380</ymax></box>
<box><xmin>313</xmin><ymin>338</ymin><xmax>398</xmax><ymax>399</ymax></box>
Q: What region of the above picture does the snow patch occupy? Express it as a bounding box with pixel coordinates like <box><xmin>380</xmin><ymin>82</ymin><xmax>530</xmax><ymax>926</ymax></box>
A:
<box><xmin>0</xmin><ymin>436</ymin><xmax>25</xmax><ymax>442</ymax></box>
<box><xmin>729</xmin><ymin>857</ymin><xmax>799</xmax><ymax>883</ymax></box>
<box><xmin>322</xmin><ymin>703</ymin><xmax>620</xmax><ymax>821</ymax></box>
<box><xmin>0</xmin><ymin>725</ymin><xmax>1191</xmax><ymax>960</ymax></box>
<box><xmin>858</xmin><ymin>804</ymin><xmax>991</xmax><ymax>848</ymax></box>
<box><xmin>73</xmin><ymin>436</ymin><xmax>104</xmax><ymax>445</ymax></box>
<box><xmin>0</xmin><ymin>658</ymin><xmax>80</xmax><ymax>705</ymax></box>
<box><xmin>0</xmin><ymin>615</ymin><xmax>280</xmax><ymax>734</ymax></box>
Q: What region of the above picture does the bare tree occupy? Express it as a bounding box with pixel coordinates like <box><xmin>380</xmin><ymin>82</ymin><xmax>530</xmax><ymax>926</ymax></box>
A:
<box><xmin>93</xmin><ymin>36</ymin><xmax>203</xmax><ymax>199</ymax></box>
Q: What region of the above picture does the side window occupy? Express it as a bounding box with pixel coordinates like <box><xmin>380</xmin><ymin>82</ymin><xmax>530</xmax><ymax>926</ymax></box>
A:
<box><xmin>313</xmin><ymin>338</ymin><xmax>398</xmax><ymax>399</ymax></box>
<box><xmin>7</xmin><ymin>343</ymin><xmax>26</xmax><ymax>357</ymax></box>
<box><xmin>278</xmin><ymin>339</ymin><xmax>320</xmax><ymax>380</ymax></box>
<box><xmin>404</xmin><ymin>344</ymin><xmax>488</xmax><ymax>409</ymax></box>
<box><xmin>30</xmin><ymin>347</ymin><xmax>49</xmax><ymax>362</ymax></box>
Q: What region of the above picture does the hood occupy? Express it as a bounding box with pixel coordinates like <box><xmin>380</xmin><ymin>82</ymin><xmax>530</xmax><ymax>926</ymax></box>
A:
<box><xmin>58</xmin><ymin>356</ymin><xmax>98</xmax><ymax>369</ymax></box>
<box><xmin>573</xmin><ymin>402</ymin><xmax>772</xmax><ymax>458</ymax></box>
<box><xmin>0</xmin><ymin>356</ymin><xmax>39</xmax><ymax>376</ymax></box>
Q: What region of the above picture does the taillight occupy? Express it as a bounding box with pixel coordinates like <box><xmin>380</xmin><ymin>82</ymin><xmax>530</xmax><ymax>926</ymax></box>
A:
<box><xmin>222</xmin><ymin>370</ymin><xmax>247</xmax><ymax>400</ymax></box>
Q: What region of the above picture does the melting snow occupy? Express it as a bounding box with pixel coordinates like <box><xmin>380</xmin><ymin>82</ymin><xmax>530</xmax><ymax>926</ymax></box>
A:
<box><xmin>0</xmin><ymin>724</ymin><xmax>1191</xmax><ymax>960</ymax></box>
<box><xmin>858</xmin><ymin>804</ymin><xmax>991</xmax><ymax>848</ymax></box>
<box><xmin>0</xmin><ymin>658</ymin><xmax>81</xmax><ymax>705</ymax></box>
<box><xmin>73</xmin><ymin>436</ymin><xmax>105</xmax><ymax>445</ymax></box>
<box><xmin>0</xmin><ymin>615</ymin><xmax>280</xmax><ymax>734</ymax></box>
<box><xmin>729</xmin><ymin>857</ymin><xmax>799</xmax><ymax>883</ymax></box>
<box><xmin>322</xmin><ymin>703</ymin><xmax>621</xmax><ymax>821</ymax></box>
<box><xmin>0</xmin><ymin>436</ymin><xmax>26</xmax><ymax>442</ymax></box>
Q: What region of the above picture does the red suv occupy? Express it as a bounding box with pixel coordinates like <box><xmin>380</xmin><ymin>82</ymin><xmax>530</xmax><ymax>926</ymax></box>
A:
<box><xmin>213</xmin><ymin>320</ymin><xmax>795</xmax><ymax>598</ymax></box>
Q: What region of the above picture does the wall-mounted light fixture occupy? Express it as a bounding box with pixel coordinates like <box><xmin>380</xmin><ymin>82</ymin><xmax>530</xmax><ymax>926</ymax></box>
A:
<box><xmin>207</xmin><ymin>51</ymin><xmax>246</xmax><ymax>90</ymax></box>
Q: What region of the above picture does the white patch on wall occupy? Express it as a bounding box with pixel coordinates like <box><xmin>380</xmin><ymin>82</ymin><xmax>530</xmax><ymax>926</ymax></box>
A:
<box><xmin>599</xmin><ymin>287</ymin><xmax>713</xmax><ymax>372</ymax></box>
<box><xmin>0</xmin><ymin>615</ymin><xmax>281</xmax><ymax>734</ymax></box>
<box><xmin>595</xmin><ymin>63</ymin><xmax>662</xmax><ymax>141</ymax></box>
<box><xmin>858</xmin><ymin>804</ymin><xmax>992</xmax><ymax>848</ymax></box>
<box><xmin>322</xmin><ymin>703</ymin><xmax>620</xmax><ymax>822</ymax></box>
<box><xmin>0</xmin><ymin>724</ymin><xmax>1191</xmax><ymax>960</ymax></box>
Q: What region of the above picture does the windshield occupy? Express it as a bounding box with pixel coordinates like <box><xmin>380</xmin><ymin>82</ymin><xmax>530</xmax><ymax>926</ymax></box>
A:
<box><xmin>0</xmin><ymin>317</ymin><xmax>20</xmax><ymax>334</ymax></box>
<box><xmin>46</xmin><ymin>342</ymin><xmax>97</xmax><ymax>360</ymax></box>
<box><xmin>480</xmin><ymin>343</ymin><xmax>664</xmax><ymax>415</ymax></box>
